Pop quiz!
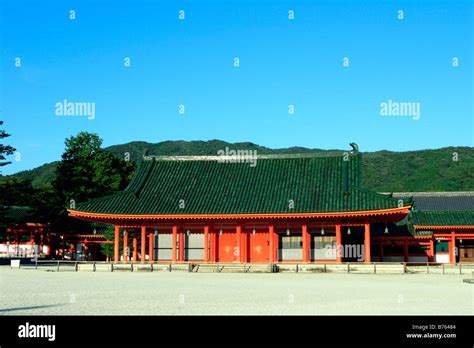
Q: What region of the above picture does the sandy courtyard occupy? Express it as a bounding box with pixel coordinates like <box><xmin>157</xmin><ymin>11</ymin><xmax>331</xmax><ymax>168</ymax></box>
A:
<box><xmin>0</xmin><ymin>267</ymin><xmax>473</xmax><ymax>315</ymax></box>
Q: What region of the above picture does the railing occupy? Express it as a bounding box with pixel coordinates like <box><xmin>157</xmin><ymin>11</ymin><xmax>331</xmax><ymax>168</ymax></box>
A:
<box><xmin>9</xmin><ymin>260</ymin><xmax>474</xmax><ymax>274</ymax></box>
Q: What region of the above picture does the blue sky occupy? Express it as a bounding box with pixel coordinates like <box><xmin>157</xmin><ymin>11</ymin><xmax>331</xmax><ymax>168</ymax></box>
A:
<box><xmin>1</xmin><ymin>0</ymin><xmax>473</xmax><ymax>175</ymax></box>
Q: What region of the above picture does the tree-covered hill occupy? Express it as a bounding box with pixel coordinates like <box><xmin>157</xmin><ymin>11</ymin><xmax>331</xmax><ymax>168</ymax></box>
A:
<box><xmin>3</xmin><ymin>140</ymin><xmax>473</xmax><ymax>192</ymax></box>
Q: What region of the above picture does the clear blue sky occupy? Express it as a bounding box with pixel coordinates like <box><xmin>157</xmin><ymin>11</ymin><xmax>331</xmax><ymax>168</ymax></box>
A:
<box><xmin>1</xmin><ymin>0</ymin><xmax>473</xmax><ymax>175</ymax></box>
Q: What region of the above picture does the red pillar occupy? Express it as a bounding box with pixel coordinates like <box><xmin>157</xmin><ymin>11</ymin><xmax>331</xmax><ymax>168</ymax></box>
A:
<box><xmin>211</xmin><ymin>228</ymin><xmax>217</xmax><ymax>262</ymax></box>
<box><xmin>148</xmin><ymin>232</ymin><xmax>153</xmax><ymax>263</ymax></box>
<box><xmin>429</xmin><ymin>238</ymin><xmax>434</xmax><ymax>262</ymax></box>
<box><xmin>114</xmin><ymin>226</ymin><xmax>120</xmax><ymax>262</ymax></box>
<box><xmin>364</xmin><ymin>223</ymin><xmax>371</xmax><ymax>263</ymax></box>
<box><xmin>39</xmin><ymin>231</ymin><xmax>44</xmax><ymax>256</ymax></box>
<box><xmin>404</xmin><ymin>239</ymin><xmax>409</xmax><ymax>262</ymax></box>
<box><xmin>380</xmin><ymin>241</ymin><xmax>384</xmax><ymax>262</ymax></box>
<box><xmin>132</xmin><ymin>232</ymin><xmax>138</xmax><ymax>262</ymax></box>
<box><xmin>204</xmin><ymin>226</ymin><xmax>209</xmax><ymax>262</ymax></box>
<box><xmin>236</xmin><ymin>225</ymin><xmax>242</xmax><ymax>262</ymax></box>
<box><xmin>29</xmin><ymin>232</ymin><xmax>34</xmax><ymax>257</ymax></box>
<box><xmin>241</xmin><ymin>228</ymin><xmax>247</xmax><ymax>263</ymax></box>
<box><xmin>450</xmin><ymin>231</ymin><xmax>456</xmax><ymax>264</ymax></box>
<box><xmin>123</xmin><ymin>230</ymin><xmax>128</xmax><ymax>262</ymax></box>
<box><xmin>335</xmin><ymin>224</ymin><xmax>342</xmax><ymax>263</ymax></box>
<box><xmin>47</xmin><ymin>235</ymin><xmax>53</xmax><ymax>257</ymax></box>
<box><xmin>302</xmin><ymin>224</ymin><xmax>309</xmax><ymax>262</ymax></box>
<box><xmin>141</xmin><ymin>226</ymin><xmax>146</xmax><ymax>263</ymax></box>
<box><xmin>179</xmin><ymin>229</ymin><xmax>185</xmax><ymax>262</ymax></box>
<box><xmin>172</xmin><ymin>226</ymin><xmax>177</xmax><ymax>262</ymax></box>
<box><xmin>269</xmin><ymin>225</ymin><xmax>275</xmax><ymax>262</ymax></box>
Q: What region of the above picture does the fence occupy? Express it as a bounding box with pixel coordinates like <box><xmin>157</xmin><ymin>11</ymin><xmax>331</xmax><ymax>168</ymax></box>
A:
<box><xmin>10</xmin><ymin>260</ymin><xmax>474</xmax><ymax>274</ymax></box>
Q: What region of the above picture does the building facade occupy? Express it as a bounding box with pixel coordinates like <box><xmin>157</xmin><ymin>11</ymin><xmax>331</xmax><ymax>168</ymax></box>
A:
<box><xmin>68</xmin><ymin>150</ymin><xmax>421</xmax><ymax>264</ymax></box>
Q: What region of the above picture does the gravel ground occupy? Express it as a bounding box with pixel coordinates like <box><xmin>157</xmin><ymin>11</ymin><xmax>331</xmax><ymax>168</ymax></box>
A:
<box><xmin>0</xmin><ymin>267</ymin><xmax>472</xmax><ymax>315</ymax></box>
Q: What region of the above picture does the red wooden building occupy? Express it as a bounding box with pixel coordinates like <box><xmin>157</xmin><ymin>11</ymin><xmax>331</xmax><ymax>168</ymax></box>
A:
<box><xmin>68</xmin><ymin>149</ymin><xmax>417</xmax><ymax>264</ymax></box>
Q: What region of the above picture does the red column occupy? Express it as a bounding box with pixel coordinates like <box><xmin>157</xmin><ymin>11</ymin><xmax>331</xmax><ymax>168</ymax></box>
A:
<box><xmin>179</xmin><ymin>229</ymin><xmax>185</xmax><ymax>262</ymax></box>
<box><xmin>404</xmin><ymin>239</ymin><xmax>409</xmax><ymax>262</ymax></box>
<box><xmin>269</xmin><ymin>225</ymin><xmax>275</xmax><ymax>262</ymax></box>
<box><xmin>132</xmin><ymin>232</ymin><xmax>138</xmax><ymax>262</ymax></box>
<box><xmin>148</xmin><ymin>232</ymin><xmax>153</xmax><ymax>263</ymax></box>
<box><xmin>241</xmin><ymin>228</ymin><xmax>247</xmax><ymax>263</ymax></box>
<box><xmin>39</xmin><ymin>232</ymin><xmax>44</xmax><ymax>256</ymax></box>
<box><xmin>380</xmin><ymin>241</ymin><xmax>384</xmax><ymax>262</ymax></box>
<box><xmin>204</xmin><ymin>226</ymin><xmax>209</xmax><ymax>262</ymax></box>
<box><xmin>429</xmin><ymin>238</ymin><xmax>434</xmax><ymax>262</ymax></box>
<box><xmin>29</xmin><ymin>232</ymin><xmax>34</xmax><ymax>257</ymax></box>
<box><xmin>141</xmin><ymin>227</ymin><xmax>146</xmax><ymax>263</ymax></box>
<box><xmin>302</xmin><ymin>224</ymin><xmax>309</xmax><ymax>262</ymax></box>
<box><xmin>14</xmin><ymin>232</ymin><xmax>19</xmax><ymax>257</ymax></box>
<box><xmin>450</xmin><ymin>231</ymin><xmax>456</xmax><ymax>264</ymax></box>
<box><xmin>172</xmin><ymin>226</ymin><xmax>177</xmax><ymax>262</ymax></box>
<box><xmin>123</xmin><ymin>230</ymin><xmax>128</xmax><ymax>262</ymax></box>
<box><xmin>211</xmin><ymin>228</ymin><xmax>217</xmax><ymax>262</ymax></box>
<box><xmin>61</xmin><ymin>237</ymin><xmax>66</xmax><ymax>260</ymax></box>
<box><xmin>114</xmin><ymin>226</ymin><xmax>120</xmax><ymax>262</ymax></box>
<box><xmin>47</xmin><ymin>235</ymin><xmax>53</xmax><ymax>257</ymax></box>
<box><xmin>364</xmin><ymin>223</ymin><xmax>371</xmax><ymax>263</ymax></box>
<box><xmin>236</xmin><ymin>225</ymin><xmax>242</xmax><ymax>262</ymax></box>
<box><xmin>335</xmin><ymin>224</ymin><xmax>342</xmax><ymax>263</ymax></box>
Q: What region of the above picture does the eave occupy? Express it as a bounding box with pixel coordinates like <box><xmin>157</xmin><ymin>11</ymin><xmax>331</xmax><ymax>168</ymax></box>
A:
<box><xmin>68</xmin><ymin>206</ymin><xmax>411</xmax><ymax>223</ymax></box>
<box><xmin>413</xmin><ymin>225</ymin><xmax>474</xmax><ymax>230</ymax></box>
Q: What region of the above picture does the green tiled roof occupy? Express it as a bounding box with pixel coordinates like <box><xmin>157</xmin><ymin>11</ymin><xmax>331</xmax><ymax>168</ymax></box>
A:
<box><xmin>410</xmin><ymin>210</ymin><xmax>474</xmax><ymax>226</ymax></box>
<box><xmin>73</xmin><ymin>154</ymin><xmax>408</xmax><ymax>215</ymax></box>
<box><xmin>372</xmin><ymin>222</ymin><xmax>432</xmax><ymax>237</ymax></box>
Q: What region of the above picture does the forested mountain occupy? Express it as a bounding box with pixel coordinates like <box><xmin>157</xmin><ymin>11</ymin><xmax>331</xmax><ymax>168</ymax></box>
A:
<box><xmin>4</xmin><ymin>140</ymin><xmax>473</xmax><ymax>192</ymax></box>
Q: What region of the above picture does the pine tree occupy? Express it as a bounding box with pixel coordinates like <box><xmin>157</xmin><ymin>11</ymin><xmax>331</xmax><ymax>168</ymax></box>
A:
<box><xmin>0</xmin><ymin>120</ymin><xmax>16</xmax><ymax>171</ymax></box>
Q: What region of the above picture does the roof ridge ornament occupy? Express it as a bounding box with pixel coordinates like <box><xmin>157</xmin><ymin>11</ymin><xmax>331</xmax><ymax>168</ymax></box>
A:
<box><xmin>349</xmin><ymin>142</ymin><xmax>359</xmax><ymax>153</ymax></box>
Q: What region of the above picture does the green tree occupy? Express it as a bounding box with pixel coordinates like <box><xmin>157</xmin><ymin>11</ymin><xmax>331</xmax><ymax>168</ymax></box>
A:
<box><xmin>0</xmin><ymin>177</ymin><xmax>39</xmax><ymax>206</ymax></box>
<box><xmin>100</xmin><ymin>225</ymin><xmax>123</xmax><ymax>259</ymax></box>
<box><xmin>0</xmin><ymin>120</ymin><xmax>16</xmax><ymax>172</ymax></box>
<box><xmin>53</xmin><ymin>131</ymin><xmax>136</xmax><ymax>205</ymax></box>
<box><xmin>0</xmin><ymin>120</ymin><xmax>17</xmax><ymax>223</ymax></box>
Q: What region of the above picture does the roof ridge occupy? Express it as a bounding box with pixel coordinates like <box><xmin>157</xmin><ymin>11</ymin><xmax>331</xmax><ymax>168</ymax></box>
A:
<box><xmin>387</xmin><ymin>191</ymin><xmax>474</xmax><ymax>196</ymax></box>
<box><xmin>352</xmin><ymin>186</ymin><xmax>411</xmax><ymax>205</ymax></box>
<box><xmin>142</xmin><ymin>153</ymin><xmax>354</xmax><ymax>161</ymax></box>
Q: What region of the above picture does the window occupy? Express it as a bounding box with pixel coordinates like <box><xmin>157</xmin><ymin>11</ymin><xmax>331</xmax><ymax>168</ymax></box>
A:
<box><xmin>280</xmin><ymin>235</ymin><xmax>302</xmax><ymax>249</ymax></box>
